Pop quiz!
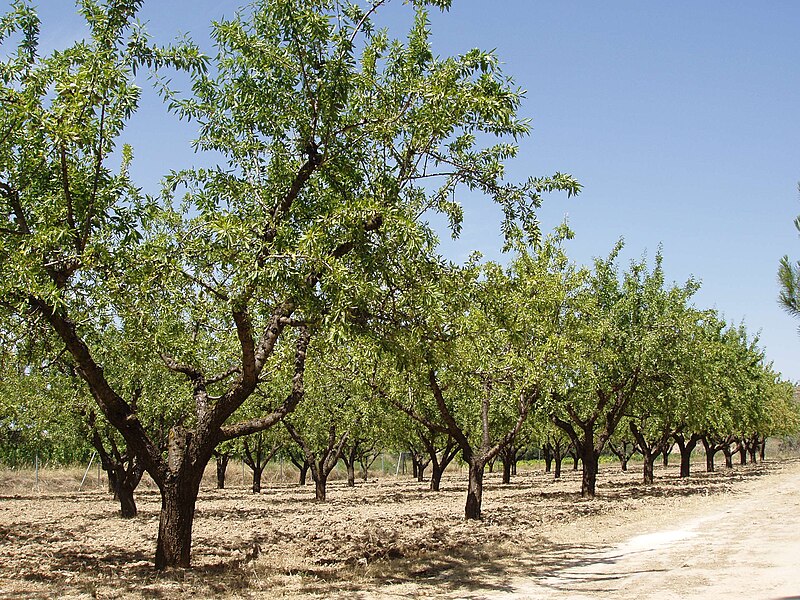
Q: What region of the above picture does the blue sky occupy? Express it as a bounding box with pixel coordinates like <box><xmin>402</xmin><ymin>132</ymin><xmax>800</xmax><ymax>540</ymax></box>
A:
<box><xmin>20</xmin><ymin>0</ymin><xmax>800</xmax><ymax>381</ymax></box>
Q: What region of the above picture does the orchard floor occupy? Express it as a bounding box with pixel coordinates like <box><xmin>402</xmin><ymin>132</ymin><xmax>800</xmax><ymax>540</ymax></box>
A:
<box><xmin>1</xmin><ymin>457</ymin><xmax>799</xmax><ymax>599</ymax></box>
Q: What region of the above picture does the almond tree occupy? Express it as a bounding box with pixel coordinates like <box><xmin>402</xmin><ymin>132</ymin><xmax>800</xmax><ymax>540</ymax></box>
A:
<box><xmin>550</xmin><ymin>244</ymin><xmax>698</xmax><ymax>497</ymax></box>
<box><xmin>395</xmin><ymin>231</ymin><xmax>580</xmax><ymax>519</ymax></box>
<box><xmin>1</xmin><ymin>0</ymin><xmax>578</xmax><ymax>567</ymax></box>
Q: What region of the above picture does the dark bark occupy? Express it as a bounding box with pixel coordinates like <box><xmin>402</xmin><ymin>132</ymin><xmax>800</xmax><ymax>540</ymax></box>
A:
<box><xmin>425</xmin><ymin>371</ymin><xmax>531</xmax><ymax>518</ymax></box>
<box><xmin>298</xmin><ymin>461</ymin><xmax>309</xmax><ymax>485</ymax></box>
<box><xmin>662</xmin><ymin>444</ymin><xmax>671</xmax><ymax>467</ymax></box>
<box><xmin>673</xmin><ymin>432</ymin><xmax>701</xmax><ymax>478</ymax></box>
<box><xmin>242</xmin><ymin>436</ymin><xmax>281</xmax><ymax>494</ymax></box>
<box><xmin>569</xmin><ymin>448</ymin><xmax>580</xmax><ymax>470</ymax></box>
<box><xmin>88</xmin><ymin>418</ymin><xmax>145</xmax><ymax>518</ymax></box>
<box><xmin>701</xmin><ymin>437</ymin><xmax>716</xmax><ymax>472</ymax></box>
<box><xmin>286</xmin><ymin>448</ymin><xmax>310</xmax><ymax>485</ymax></box>
<box><xmin>551</xmin><ymin>414</ymin><xmax>603</xmax><ymax>497</ymax></box>
<box><xmin>426</xmin><ymin>435</ymin><xmax>459</xmax><ymax>492</ymax></box>
<box><xmin>700</xmin><ymin>435</ymin><xmax>733</xmax><ymax>473</ymax></box>
<box><xmin>608</xmin><ymin>439</ymin><xmax>636</xmax><ymax>472</ymax></box>
<box><xmin>722</xmin><ymin>443</ymin><xmax>734</xmax><ymax>469</ymax></box>
<box><xmin>284</xmin><ymin>421</ymin><xmax>347</xmax><ymax>502</ymax></box>
<box><xmin>581</xmin><ymin>444</ymin><xmax>600</xmax><ymax>497</ymax></box>
<box><xmin>759</xmin><ymin>436</ymin><xmax>766</xmax><ymax>462</ymax></box>
<box><xmin>356</xmin><ymin>450</ymin><xmax>380</xmax><ymax>482</ymax></box>
<box><xmin>214</xmin><ymin>453</ymin><xmax>229</xmax><ymax>489</ymax></box>
<box><xmin>464</xmin><ymin>459</ymin><xmax>486</xmax><ymax>520</ymax></box>
<box><xmin>408</xmin><ymin>446</ymin><xmax>430</xmax><ymax>483</ymax></box>
<box><xmin>341</xmin><ymin>443</ymin><xmax>368</xmax><ymax>487</ymax></box>
<box><xmin>553</xmin><ymin>449</ymin><xmax>563</xmax><ymax>479</ymax></box>
<box><xmin>542</xmin><ymin>444</ymin><xmax>553</xmax><ymax>473</ymax></box>
<box><xmin>629</xmin><ymin>422</ymin><xmax>670</xmax><ymax>485</ymax></box>
<box><xmin>154</xmin><ymin>471</ymin><xmax>203</xmax><ymax>570</ymax></box>
<box><xmin>501</xmin><ymin>457</ymin><xmax>511</xmax><ymax>484</ymax></box>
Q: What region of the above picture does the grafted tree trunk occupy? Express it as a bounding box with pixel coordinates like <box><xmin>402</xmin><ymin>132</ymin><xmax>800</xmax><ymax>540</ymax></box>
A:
<box><xmin>286</xmin><ymin>448</ymin><xmax>310</xmax><ymax>485</ymax></box>
<box><xmin>414</xmin><ymin>371</ymin><xmax>531</xmax><ymax>519</ymax></box>
<box><xmin>570</xmin><ymin>448</ymin><xmax>580</xmax><ymax>471</ymax></box>
<box><xmin>419</xmin><ymin>434</ymin><xmax>458</xmax><ymax>492</ymax></box>
<box><xmin>701</xmin><ymin>437</ymin><xmax>716</xmax><ymax>472</ymax></box>
<box><xmin>408</xmin><ymin>446</ymin><xmax>430</xmax><ymax>483</ymax></box>
<box><xmin>498</xmin><ymin>442</ymin><xmax>523</xmax><ymax>484</ymax></box>
<box><xmin>341</xmin><ymin>443</ymin><xmax>364</xmax><ymax>487</ymax></box>
<box><xmin>298</xmin><ymin>461</ymin><xmax>309</xmax><ymax>485</ymax></box>
<box><xmin>662</xmin><ymin>444</ymin><xmax>671</xmax><ymax>467</ymax></box>
<box><xmin>737</xmin><ymin>440</ymin><xmax>747</xmax><ymax>465</ymax></box>
<box><xmin>356</xmin><ymin>449</ymin><xmax>380</xmax><ymax>482</ymax></box>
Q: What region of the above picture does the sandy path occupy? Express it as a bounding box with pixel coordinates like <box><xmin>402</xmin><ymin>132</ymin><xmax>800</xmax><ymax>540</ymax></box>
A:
<box><xmin>484</xmin><ymin>463</ymin><xmax>800</xmax><ymax>600</ymax></box>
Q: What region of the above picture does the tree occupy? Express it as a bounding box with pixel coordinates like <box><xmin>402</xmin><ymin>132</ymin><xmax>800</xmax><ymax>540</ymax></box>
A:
<box><xmin>395</xmin><ymin>231</ymin><xmax>579</xmax><ymax>519</ymax></box>
<box><xmin>550</xmin><ymin>245</ymin><xmax>697</xmax><ymax>497</ymax></box>
<box><xmin>778</xmin><ymin>185</ymin><xmax>800</xmax><ymax>329</ymax></box>
<box><xmin>1</xmin><ymin>0</ymin><xmax>578</xmax><ymax>567</ymax></box>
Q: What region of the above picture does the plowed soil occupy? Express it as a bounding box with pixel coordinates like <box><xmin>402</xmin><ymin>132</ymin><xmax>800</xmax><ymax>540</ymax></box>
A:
<box><xmin>1</xmin><ymin>456</ymin><xmax>798</xmax><ymax>599</ymax></box>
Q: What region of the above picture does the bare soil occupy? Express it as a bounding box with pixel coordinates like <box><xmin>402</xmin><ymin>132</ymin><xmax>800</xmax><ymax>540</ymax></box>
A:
<box><xmin>0</xmin><ymin>456</ymin><xmax>798</xmax><ymax>599</ymax></box>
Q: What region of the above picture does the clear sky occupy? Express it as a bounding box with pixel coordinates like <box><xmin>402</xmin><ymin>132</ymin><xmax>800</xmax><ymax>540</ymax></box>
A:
<box><xmin>18</xmin><ymin>0</ymin><xmax>800</xmax><ymax>381</ymax></box>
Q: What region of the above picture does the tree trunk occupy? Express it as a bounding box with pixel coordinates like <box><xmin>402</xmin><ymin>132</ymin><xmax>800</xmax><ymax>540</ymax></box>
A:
<box><xmin>430</xmin><ymin>464</ymin><xmax>444</xmax><ymax>491</ymax></box>
<box><xmin>107</xmin><ymin>469</ymin><xmax>118</xmax><ymax>495</ymax></box>
<box><xmin>643</xmin><ymin>455</ymin><xmax>656</xmax><ymax>484</ymax></box>
<box><xmin>154</xmin><ymin>477</ymin><xmax>201</xmax><ymax>569</ymax></box>
<box><xmin>543</xmin><ymin>445</ymin><xmax>553</xmax><ymax>473</ymax></box>
<box><xmin>722</xmin><ymin>445</ymin><xmax>733</xmax><ymax>469</ymax></box>
<box><xmin>748</xmin><ymin>443</ymin><xmax>758</xmax><ymax>464</ymax></box>
<box><xmin>346</xmin><ymin>462</ymin><xmax>356</xmax><ymax>487</ymax></box>
<box><xmin>251</xmin><ymin>466</ymin><xmax>264</xmax><ymax>493</ymax></box>
<box><xmin>554</xmin><ymin>454</ymin><xmax>562</xmax><ymax>479</ymax></box>
<box><xmin>298</xmin><ymin>461</ymin><xmax>309</xmax><ymax>485</ymax></box>
<box><xmin>465</xmin><ymin>460</ymin><xmax>485</xmax><ymax>520</ymax></box>
<box><xmin>580</xmin><ymin>446</ymin><xmax>599</xmax><ymax>498</ymax></box>
<box><xmin>314</xmin><ymin>476</ymin><xmax>327</xmax><ymax>501</ymax></box>
<box><xmin>117</xmin><ymin>478</ymin><xmax>138</xmax><ymax>519</ymax></box>
<box><xmin>502</xmin><ymin>457</ymin><xmax>512</xmax><ymax>484</ymax></box>
<box><xmin>702</xmin><ymin>438</ymin><xmax>715</xmax><ymax>472</ymax></box>
<box><xmin>739</xmin><ymin>443</ymin><xmax>747</xmax><ymax>465</ymax></box>
<box><xmin>674</xmin><ymin>432</ymin><xmax>699</xmax><ymax>478</ymax></box>
<box><xmin>759</xmin><ymin>437</ymin><xmax>766</xmax><ymax>462</ymax></box>
<box><xmin>215</xmin><ymin>454</ymin><xmax>229</xmax><ymax>489</ymax></box>
<box><xmin>662</xmin><ymin>445</ymin><xmax>670</xmax><ymax>467</ymax></box>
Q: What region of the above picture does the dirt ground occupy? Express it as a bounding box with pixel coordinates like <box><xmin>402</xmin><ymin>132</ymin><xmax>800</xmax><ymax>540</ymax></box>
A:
<box><xmin>0</xmin><ymin>455</ymin><xmax>798</xmax><ymax>599</ymax></box>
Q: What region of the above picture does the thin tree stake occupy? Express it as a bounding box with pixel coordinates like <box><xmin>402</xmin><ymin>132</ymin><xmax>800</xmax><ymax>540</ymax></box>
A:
<box><xmin>79</xmin><ymin>451</ymin><xmax>97</xmax><ymax>491</ymax></box>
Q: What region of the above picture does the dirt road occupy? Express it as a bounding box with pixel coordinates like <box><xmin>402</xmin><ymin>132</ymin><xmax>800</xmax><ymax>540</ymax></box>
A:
<box><xmin>482</xmin><ymin>462</ymin><xmax>800</xmax><ymax>600</ymax></box>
